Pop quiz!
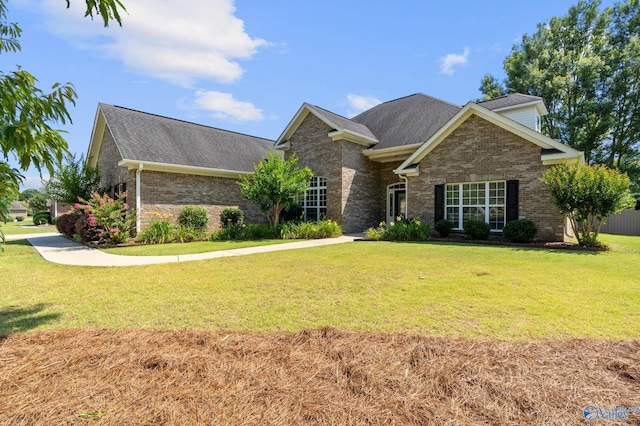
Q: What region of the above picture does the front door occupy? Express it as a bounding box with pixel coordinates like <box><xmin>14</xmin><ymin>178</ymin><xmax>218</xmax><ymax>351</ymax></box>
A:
<box><xmin>387</xmin><ymin>183</ymin><xmax>406</xmax><ymax>224</ymax></box>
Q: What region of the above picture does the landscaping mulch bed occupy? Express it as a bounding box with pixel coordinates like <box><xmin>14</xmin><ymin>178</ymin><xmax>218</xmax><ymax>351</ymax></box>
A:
<box><xmin>1</xmin><ymin>329</ymin><xmax>639</xmax><ymax>425</ymax></box>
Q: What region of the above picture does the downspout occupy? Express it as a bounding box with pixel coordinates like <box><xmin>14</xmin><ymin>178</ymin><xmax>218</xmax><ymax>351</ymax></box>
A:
<box><xmin>135</xmin><ymin>163</ymin><xmax>143</xmax><ymax>233</ymax></box>
<box><xmin>400</xmin><ymin>174</ymin><xmax>408</xmax><ymax>218</ymax></box>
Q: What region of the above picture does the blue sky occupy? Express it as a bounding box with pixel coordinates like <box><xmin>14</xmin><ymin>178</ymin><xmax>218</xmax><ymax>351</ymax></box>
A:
<box><xmin>6</xmin><ymin>0</ymin><xmax>615</xmax><ymax>189</ymax></box>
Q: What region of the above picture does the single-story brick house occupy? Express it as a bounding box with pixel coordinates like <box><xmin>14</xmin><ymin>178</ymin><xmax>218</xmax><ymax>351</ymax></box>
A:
<box><xmin>87</xmin><ymin>93</ymin><xmax>582</xmax><ymax>240</ymax></box>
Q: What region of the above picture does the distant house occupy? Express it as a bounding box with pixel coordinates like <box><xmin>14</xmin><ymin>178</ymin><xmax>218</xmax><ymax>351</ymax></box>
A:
<box><xmin>88</xmin><ymin>93</ymin><xmax>583</xmax><ymax>240</ymax></box>
<box><xmin>9</xmin><ymin>201</ymin><xmax>28</xmax><ymax>218</ymax></box>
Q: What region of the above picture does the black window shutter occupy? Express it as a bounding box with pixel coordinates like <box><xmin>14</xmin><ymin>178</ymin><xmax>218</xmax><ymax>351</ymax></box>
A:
<box><xmin>506</xmin><ymin>180</ymin><xmax>519</xmax><ymax>222</ymax></box>
<box><xmin>434</xmin><ymin>184</ymin><xmax>445</xmax><ymax>222</ymax></box>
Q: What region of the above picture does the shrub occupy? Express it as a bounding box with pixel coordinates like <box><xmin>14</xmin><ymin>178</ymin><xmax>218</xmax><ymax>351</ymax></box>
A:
<box><xmin>74</xmin><ymin>213</ymin><xmax>105</xmax><ymax>244</ymax></box>
<box><xmin>15</xmin><ymin>216</ymin><xmax>24</xmax><ymax>222</ymax></box>
<box><xmin>73</xmin><ymin>192</ymin><xmax>135</xmax><ymax>245</ymax></box>
<box><xmin>172</xmin><ymin>225</ymin><xmax>208</xmax><ymax>243</ymax></box>
<box><xmin>463</xmin><ymin>220</ymin><xmax>491</xmax><ymax>240</ymax></box>
<box><xmin>280</xmin><ymin>203</ymin><xmax>304</xmax><ymax>223</ymax></box>
<box><xmin>280</xmin><ymin>220</ymin><xmax>342</xmax><ymax>239</ymax></box>
<box><xmin>137</xmin><ymin>219</ymin><xmax>173</xmax><ymax>245</ymax></box>
<box><xmin>245</xmin><ymin>224</ymin><xmax>278</xmax><ymax>239</ymax></box>
<box><xmin>56</xmin><ymin>212</ymin><xmax>82</xmax><ymax>237</ymax></box>
<box><xmin>220</xmin><ymin>208</ymin><xmax>244</xmax><ymax>228</ymax></box>
<box><xmin>32</xmin><ymin>211</ymin><xmax>51</xmax><ymax>225</ymax></box>
<box><xmin>178</xmin><ymin>206</ymin><xmax>209</xmax><ymax>231</ymax></box>
<box><xmin>434</xmin><ymin>219</ymin><xmax>454</xmax><ymax>238</ymax></box>
<box><xmin>366</xmin><ymin>218</ymin><xmax>431</xmax><ymax>241</ymax></box>
<box><xmin>503</xmin><ymin>219</ymin><xmax>538</xmax><ymax>243</ymax></box>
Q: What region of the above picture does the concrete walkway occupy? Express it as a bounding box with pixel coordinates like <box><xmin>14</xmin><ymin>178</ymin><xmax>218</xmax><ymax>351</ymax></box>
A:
<box><xmin>12</xmin><ymin>233</ymin><xmax>359</xmax><ymax>267</ymax></box>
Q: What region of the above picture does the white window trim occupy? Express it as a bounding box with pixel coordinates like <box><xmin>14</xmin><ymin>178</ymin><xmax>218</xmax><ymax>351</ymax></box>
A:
<box><xmin>299</xmin><ymin>176</ymin><xmax>327</xmax><ymax>221</ymax></box>
<box><xmin>445</xmin><ymin>181</ymin><xmax>506</xmax><ymax>231</ymax></box>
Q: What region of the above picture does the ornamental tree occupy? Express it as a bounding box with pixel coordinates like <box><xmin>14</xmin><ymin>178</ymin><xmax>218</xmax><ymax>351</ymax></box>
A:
<box><xmin>239</xmin><ymin>152</ymin><xmax>312</xmax><ymax>227</ymax></box>
<box><xmin>541</xmin><ymin>162</ymin><xmax>635</xmax><ymax>246</ymax></box>
<box><xmin>44</xmin><ymin>154</ymin><xmax>101</xmax><ymax>205</ymax></box>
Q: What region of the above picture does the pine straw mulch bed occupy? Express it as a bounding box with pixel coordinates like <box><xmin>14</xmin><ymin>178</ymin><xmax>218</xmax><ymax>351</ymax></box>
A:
<box><xmin>1</xmin><ymin>329</ymin><xmax>639</xmax><ymax>425</ymax></box>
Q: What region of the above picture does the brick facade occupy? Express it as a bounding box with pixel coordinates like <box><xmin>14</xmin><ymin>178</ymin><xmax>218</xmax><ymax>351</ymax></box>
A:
<box><xmin>96</xmin><ymin>129</ymin><xmax>128</xmax><ymax>190</ymax></box>
<box><xmin>407</xmin><ymin>115</ymin><xmax>565</xmax><ymax>241</ymax></box>
<box><xmin>136</xmin><ymin>171</ymin><xmax>265</xmax><ymax>231</ymax></box>
<box><xmin>287</xmin><ymin>114</ymin><xmax>383</xmax><ymax>233</ymax></box>
<box><xmin>96</xmin><ymin>128</ymin><xmax>265</xmax><ymax>232</ymax></box>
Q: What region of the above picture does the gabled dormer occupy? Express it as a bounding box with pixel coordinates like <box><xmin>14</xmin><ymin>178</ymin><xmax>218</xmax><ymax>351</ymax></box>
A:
<box><xmin>477</xmin><ymin>94</ymin><xmax>547</xmax><ymax>132</ymax></box>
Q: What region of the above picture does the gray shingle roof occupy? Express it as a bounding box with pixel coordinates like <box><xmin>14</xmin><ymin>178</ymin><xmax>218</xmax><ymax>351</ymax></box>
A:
<box><xmin>352</xmin><ymin>94</ymin><xmax>461</xmax><ymax>150</ymax></box>
<box><xmin>99</xmin><ymin>104</ymin><xmax>275</xmax><ymax>172</ymax></box>
<box><xmin>309</xmin><ymin>105</ymin><xmax>377</xmax><ymax>141</ymax></box>
<box><xmin>477</xmin><ymin>93</ymin><xmax>543</xmax><ymax>111</ymax></box>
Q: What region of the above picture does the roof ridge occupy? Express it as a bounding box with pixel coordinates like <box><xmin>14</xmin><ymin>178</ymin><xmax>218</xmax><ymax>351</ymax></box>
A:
<box><xmin>101</xmin><ymin>103</ymin><xmax>275</xmax><ymax>143</ymax></box>
<box><xmin>310</xmin><ymin>104</ymin><xmax>355</xmax><ymax>122</ymax></box>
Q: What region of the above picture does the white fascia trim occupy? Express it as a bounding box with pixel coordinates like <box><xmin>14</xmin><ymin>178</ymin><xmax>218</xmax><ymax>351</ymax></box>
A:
<box><xmin>276</xmin><ymin>104</ymin><xmax>312</xmax><ymax>143</ymax></box>
<box><xmin>490</xmin><ymin>99</ymin><xmax>549</xmax><ymax>116</ymax></box>
<box><xmin>542</xmin><ymin>152</ymin><xmax>585</xmax><ymax>165</ymax></box>
<box><xmin>393</xmin><ymin>164</ymin><xmax>419</xmax><ymax>177</ymax></box>
<box><xmin>118</xmin><ymin>159</ymin><xmax>249</xmax><ymax>178</ymax></box>
<box><xmin>328</xmin><ymin>129</ymin><xmax>378</xmax><ymax>146</ymax></box>
<box><xmin>398</xmin><ymin>103</ymin><xmax>582</xmax><ymax>171</ymax></box>
<box><xmin>363</xmin><ymin>143</ymin><xmax>422</xmax><ymax>162</ymax></box>
<box><xmin>274</xmin><ymin>140</ymin><xmax>290</xmax><ymax>151</ymax></box>
<box><xmin>86</xmin><ymin>107</ymin><xmax>107</xmax><ymax>168</ymax></box>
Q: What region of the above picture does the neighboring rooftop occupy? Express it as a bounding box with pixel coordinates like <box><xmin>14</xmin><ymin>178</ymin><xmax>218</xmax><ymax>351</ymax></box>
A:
<box><xmin>98</xmin><ymin>104</ymin><xmax>275</xmax><ymax>172</ymax></box>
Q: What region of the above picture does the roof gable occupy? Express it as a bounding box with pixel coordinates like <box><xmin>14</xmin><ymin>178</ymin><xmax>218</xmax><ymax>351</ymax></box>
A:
<box><xmin>395</xmin><ymin>102</ymin><xmax>582</xmax><ymax>175</ymax></box>
<box><xmin>276</xmin><ymin>103</ymin><xmax>378</xmax><ymax>149</ymax></box>
<box><xmin>87</xmin><ymin>104</ymin><xmax>275</xmax><ymax>175</ymax></box>
<box><xmin>477</xmin><ymin>93</ymin><xmax>548</xmax><ymax>116</ymax></box>
<box><xmin>353</xmin><ymin>94</ymin><xmax>461</xmax><ymax>150</ymax></box>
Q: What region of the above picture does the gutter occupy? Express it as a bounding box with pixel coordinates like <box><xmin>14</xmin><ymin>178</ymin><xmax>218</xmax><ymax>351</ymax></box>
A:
<box><xmin>135</xmin><ymin>163</ymin><xmax>143</xmax><ymax>233</ymax></box>
<box><xmin>399</xmin><ymin>175</ymin><xmax>409</xmax><ymax>219</ymax></box>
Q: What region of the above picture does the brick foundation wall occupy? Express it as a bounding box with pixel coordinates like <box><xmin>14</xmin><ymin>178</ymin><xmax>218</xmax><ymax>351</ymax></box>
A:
<box><xmin>408</xmin><ymin>115</ymin><xmax>565</xmax><ymax>241</ymax></box>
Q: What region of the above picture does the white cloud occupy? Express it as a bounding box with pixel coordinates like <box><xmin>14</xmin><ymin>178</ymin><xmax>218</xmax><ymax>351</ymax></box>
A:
<box><xmin>346</xmin><ymin>93</ymin><xmax>382</xmax><ymax>117</ymax></box>
<box><xmin>20</xmin><ymin>174</ymin><xmax>48</xmax><ymax>191</ymax></box>
<box><xmin>439</xmin><ymin>47</ymin><xmax>471</xmax><ymax>76</ymax></box>
<box><xmin>189</xmin><ymin>91</ymin><xmax>263</xmax><ymax>122</ymax></box>
<box><xmin>40</xmin><ymin>0</ymin><xmax>269</xmax><ymax>86</ymax></box>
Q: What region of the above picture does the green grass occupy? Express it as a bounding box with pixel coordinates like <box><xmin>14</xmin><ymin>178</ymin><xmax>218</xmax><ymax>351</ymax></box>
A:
<box><xmin>1</xmin><ymin>221</ymin><xmax>58</xmax><ymax>235</ymax></box>
<box><xmin>1</xmin><ymin>234</ymin><xmax>639</xmax><ymax>339</ymax></box>
<box><xmin>101</xmin><ymin>239</ymin><xmax>296</xmax><ymax>256</ymax></box>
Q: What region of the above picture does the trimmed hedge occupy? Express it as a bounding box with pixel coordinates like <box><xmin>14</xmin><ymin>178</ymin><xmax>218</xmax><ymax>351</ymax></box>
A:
<box><xmin>503</xmin><ymin>219</ymin><xmax>538</xmax><ymax>243</ymax></box>
<box><xmin>463</xmin><ymin>220</ymin><xmax>491</xmax><ymax>240</ymax></box>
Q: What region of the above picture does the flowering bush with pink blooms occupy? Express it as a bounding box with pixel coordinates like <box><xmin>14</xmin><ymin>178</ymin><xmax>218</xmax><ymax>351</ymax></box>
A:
<box><xmin>72</xmin><ymin>192</ymin><xmax>135</xmax><ymax>245</ymax></box>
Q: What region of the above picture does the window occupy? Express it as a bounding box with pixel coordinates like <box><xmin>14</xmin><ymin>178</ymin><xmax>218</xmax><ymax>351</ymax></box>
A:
<box><xmin>445</xmin><ymin>181</ymin><xmax>506</xmax><ymax>231</ymax></box>
<box><xmin>299</xmin><ymin>177</ymin><xmax>327</xmax><ymax>221</ymax></box>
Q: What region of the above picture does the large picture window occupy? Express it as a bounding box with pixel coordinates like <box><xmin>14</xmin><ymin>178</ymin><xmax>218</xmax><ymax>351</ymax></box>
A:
<box><xmin>445</xmin><ymin>181</ymin><xmax>506</xmax><ymax>230</ymax></box>
<box><xmin>299</xmin><ymin>176</ymin><xmax>327</xmax><ymax>221</ymax></box>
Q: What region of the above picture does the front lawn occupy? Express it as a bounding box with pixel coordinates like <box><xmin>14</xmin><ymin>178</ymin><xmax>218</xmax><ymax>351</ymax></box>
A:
<box><xmin>1</xmin><ymin>221</ymin><xmax>58</xmax><ymax>235</ymax></box>
<box><xmin>1</xmin><ymin>234</ymin><xmax>638</xmax><ymax>339</ymax></box>
<box><xmin>101</xmin><ymin>239</ymin><xmax>296</xmax><ymax>256</ymax></box>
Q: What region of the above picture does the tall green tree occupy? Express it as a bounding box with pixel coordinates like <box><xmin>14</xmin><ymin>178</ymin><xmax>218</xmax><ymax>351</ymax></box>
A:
<box><xmin>481</xmin><ymin>0</ymin><xmax>639</xmax><ymax>176</ymax></box>
<box><xmin>541</xmin><ymin>162</ymin><xmax>634</xmax><ymax>246</ymax></box>
<box><xmin>0</xmin><ymin>0</ymin><xmax>125</xmax><ymax>248</ymax></box>
<box><xmin>44</xmin><ymin>154</ymin><xmax>101</xmax><ymax>205</ymax></box>
<box><xmin>239</xmin><ymin>153</ymin><xmax>312</xmax><ymax>227</ymax></box>
<box><xmin>0</xmin><ymin>0</ymin><xmax>126</xmax><ymax>200</ymax></box>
